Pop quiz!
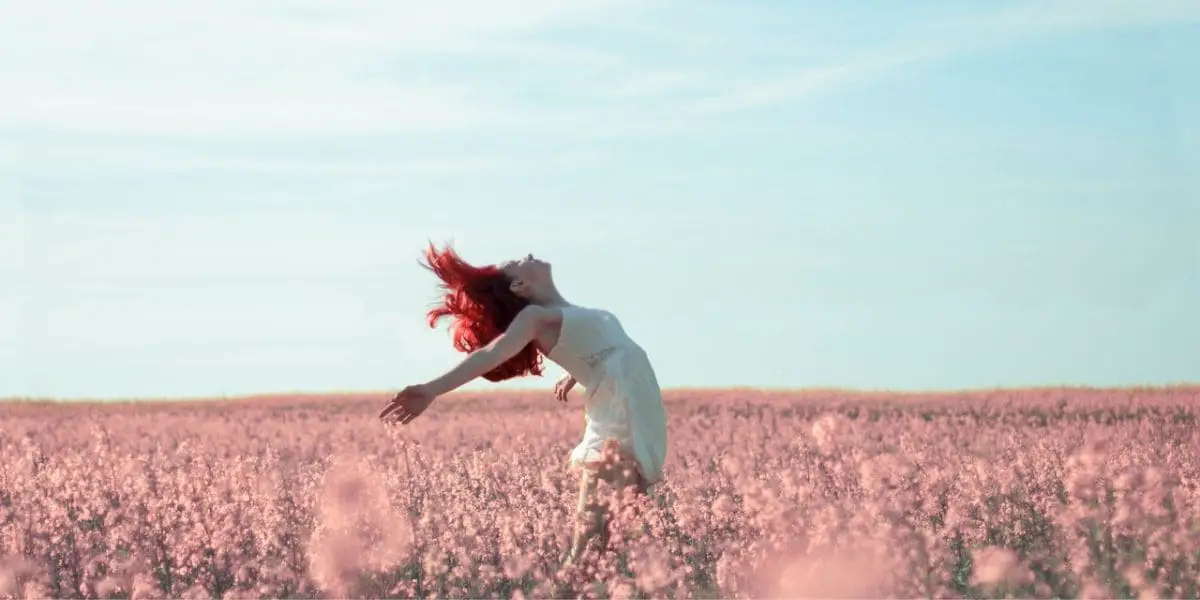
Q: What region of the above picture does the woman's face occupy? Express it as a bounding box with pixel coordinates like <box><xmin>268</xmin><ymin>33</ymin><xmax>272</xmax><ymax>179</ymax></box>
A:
<box><xmin>501</xmin><ymin>253</ymin><xmax>551</xmax><ymax>295</ymax></box>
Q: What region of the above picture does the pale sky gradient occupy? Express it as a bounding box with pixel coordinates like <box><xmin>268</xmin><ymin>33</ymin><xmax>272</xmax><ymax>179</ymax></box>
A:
<box><xmin>2</xmin><ymin>0</ymin><xmax>1198</xmax><ymax>399</ymax></box>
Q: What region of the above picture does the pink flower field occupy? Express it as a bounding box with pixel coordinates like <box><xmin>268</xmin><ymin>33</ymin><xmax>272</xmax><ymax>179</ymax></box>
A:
<box><xmin>1</xmin><ymin>387</ymin><xmax>1198</xmax><ymax>599</ymax></box>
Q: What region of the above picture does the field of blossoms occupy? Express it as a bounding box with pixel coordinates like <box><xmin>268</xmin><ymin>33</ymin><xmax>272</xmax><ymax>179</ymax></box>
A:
<box><xmin>1</xmin><ymin>387</ymin><xmax>1198</xmax><ymax>599</ymax></box>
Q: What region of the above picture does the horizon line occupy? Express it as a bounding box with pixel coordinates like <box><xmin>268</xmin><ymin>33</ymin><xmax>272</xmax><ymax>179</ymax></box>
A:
<box><xmin>3</xmin><ymin>383</ymin><xmax>1197</xmax><ymax>404</ymax></box>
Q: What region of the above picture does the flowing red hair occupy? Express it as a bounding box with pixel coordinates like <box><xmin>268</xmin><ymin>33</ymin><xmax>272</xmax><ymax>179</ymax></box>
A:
<box><xmin>420</xmin><ymin>242</ymin><xmax>544</xmax><ymax>382</ymax></box>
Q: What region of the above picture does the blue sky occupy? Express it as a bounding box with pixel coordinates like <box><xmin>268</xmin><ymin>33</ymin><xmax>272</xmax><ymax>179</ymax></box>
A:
<box><xmin>1</xmin><ymin>0</ymin><xmax>1197</xmax><ymax>399</ymax></box>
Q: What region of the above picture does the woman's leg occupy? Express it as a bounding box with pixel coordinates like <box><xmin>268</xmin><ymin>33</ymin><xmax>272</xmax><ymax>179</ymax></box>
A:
<box><xmin>566</xmin><ymin>442</ymin><xmax>647</xmax><ymax>564</ymax></box>
<box><xmin>566</xmin><ymin>466</ymin><xmax>602</xmax><ymax>564</ymax></box>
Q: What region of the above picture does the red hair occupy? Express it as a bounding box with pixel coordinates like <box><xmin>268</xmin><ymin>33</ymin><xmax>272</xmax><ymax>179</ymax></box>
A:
<box><xmin>420</xmin><ymin>242</ymin><xmax>544</xmax><ymax>382</ymax></box>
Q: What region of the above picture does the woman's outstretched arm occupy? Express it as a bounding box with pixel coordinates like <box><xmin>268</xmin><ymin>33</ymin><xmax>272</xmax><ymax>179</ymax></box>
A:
<box><xmin>422</xmin><ymin>305</ymin><xmax>551</xmax><ymax>396</ymax></box>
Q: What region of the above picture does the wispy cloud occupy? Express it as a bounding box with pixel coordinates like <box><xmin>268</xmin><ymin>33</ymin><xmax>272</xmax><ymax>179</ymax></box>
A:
<box><xmin>977</xmin><ymin>0</ymin><xmax>1200</xmax><ymax>34</ymax></box>
<box><xmin>600</xmin><ymin>69</ymin><xmax>707</xmax><ymax>100</ymax></box>
<box><xmin>14</xmin><ymin>135</ymin><xmax>607</xmax><ymax>178</ymax></box>
<box><xmin>686</xmin><ymin>0</ymin><xmax>1200</xmax><ymax>115</ymax></box>
<box><xmin>5</xmin><ymin>0</ymin><xmax>1196</xmax><ymax>152</ymax></box>
<box><xmin>686</xmin><ymin>46</ymin><xmax>943</xmax><ymax>115</ymax></box>
<box><xmin>0</xmin><ymin>0</ymin><xmax>648</xmax><ymax>138</ymax></box>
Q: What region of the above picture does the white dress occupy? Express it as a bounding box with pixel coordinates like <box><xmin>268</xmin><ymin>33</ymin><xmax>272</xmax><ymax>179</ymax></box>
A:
<box><xmin>546</xmin><ymin>305</ymin><xmax>668</xmax><ymax>484</ymax></box>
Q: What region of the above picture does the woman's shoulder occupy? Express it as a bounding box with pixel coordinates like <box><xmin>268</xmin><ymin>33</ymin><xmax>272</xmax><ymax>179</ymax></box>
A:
<box><xmin>518</xmin><ymin>304</ymin><xmax>568</xmax><ymax>325</ymax></box>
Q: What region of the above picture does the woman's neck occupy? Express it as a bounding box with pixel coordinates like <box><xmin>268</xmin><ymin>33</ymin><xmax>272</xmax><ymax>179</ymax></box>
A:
<box><xmin>530</xmin><ymin>286</ymin><xmax>571</xmax><ymax>308</ymax></box>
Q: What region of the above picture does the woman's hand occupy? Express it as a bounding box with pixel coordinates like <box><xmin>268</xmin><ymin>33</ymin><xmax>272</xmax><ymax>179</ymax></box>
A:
<box><xmin>554</xmin><ymin>374</ymin><xmax>577</xmax><ymax>403</ymax></box>
<box><xmin>379</xmin><ymin>384</ymin><xmax>437</xmax><ymax>424</ymax></box>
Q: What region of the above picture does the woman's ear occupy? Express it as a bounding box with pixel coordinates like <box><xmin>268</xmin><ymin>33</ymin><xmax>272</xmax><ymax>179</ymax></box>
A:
<box><xmin>509</xmin><ymin>278</ymin><xmax>527</xmax><ymax>296</ymax></box>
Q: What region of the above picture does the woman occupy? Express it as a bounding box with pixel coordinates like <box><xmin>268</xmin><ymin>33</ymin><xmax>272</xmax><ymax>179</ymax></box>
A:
<box><xmin>379</xmin><ymin>243</ymin><xmax>669</xmax><ymax>564</ymax></box>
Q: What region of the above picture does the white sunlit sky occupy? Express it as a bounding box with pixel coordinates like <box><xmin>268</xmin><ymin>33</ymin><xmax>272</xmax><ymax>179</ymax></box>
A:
<box><xmin>1</xmin><ymin>1</ymin><xmax>1197</xmax><ymax>400</ymax></box>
